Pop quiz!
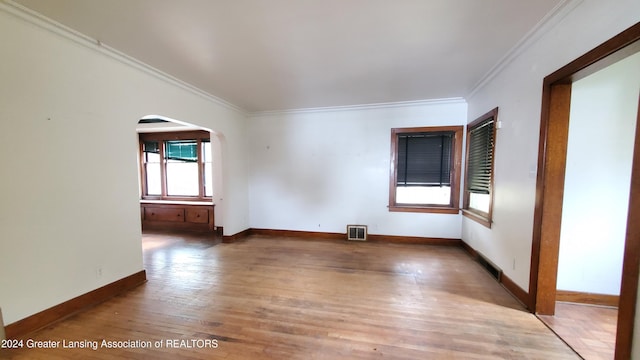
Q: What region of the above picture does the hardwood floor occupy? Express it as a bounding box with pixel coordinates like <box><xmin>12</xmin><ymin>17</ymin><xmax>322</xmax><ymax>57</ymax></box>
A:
<box><xmin>538</xmin><ymin>302</ymin><xmax>618</xmax><ymax>360</ymax></box>
<box><xmin>2</xmin><ymin>232</ymin><xmax>579</xmax><ymax>359</ymax></box>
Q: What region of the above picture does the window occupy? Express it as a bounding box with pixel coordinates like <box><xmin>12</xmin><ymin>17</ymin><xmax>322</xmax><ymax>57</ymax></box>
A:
<box><xmin>139</xmin><ymin>130</ymin><xmax>212</xmax><ymax>201</ymax></box>
<box><xmin>463</xmin><ymin>108</ymin><xmax>498</xmax><ymax>227</ymax></box>
<box><xmin>389</xmin><ymin>126</ymin><xmax>463</xmax><ymax>213</ymax></box>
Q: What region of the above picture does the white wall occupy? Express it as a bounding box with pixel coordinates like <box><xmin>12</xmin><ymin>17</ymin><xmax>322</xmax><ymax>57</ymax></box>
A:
<box><xmin>463</xmin><ymin>0</ymin><xmax>640</xmax><ymax>290</ymax></box>
<box><xmin>0</xmin><ymin>5</ymin><xmax>249</xmax><ymax>325</ymax></box>
<box><xmin>248</xmin><ymin>100</ymin><xmax>466</xmax><ymax>238</ymax></box>
<box><xmin>557</xmin><ymin>52</ymin><xmax>640</xmax><ymax>295</ymax></box>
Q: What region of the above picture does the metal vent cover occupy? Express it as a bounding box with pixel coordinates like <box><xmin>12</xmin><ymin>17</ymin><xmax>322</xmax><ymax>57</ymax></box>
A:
<box><xmin>477</xmin><ymin>255</ymin><xmax>502</xmax><ymax>281</ymax></box>
<box><xmin>347</xmin><ymin>225</ymin><xmax>367</xmax><ymax>241</ymax></box>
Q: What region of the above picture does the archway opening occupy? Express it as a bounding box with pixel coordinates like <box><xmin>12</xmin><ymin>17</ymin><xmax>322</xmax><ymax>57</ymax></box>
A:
<box><xmin>135</xmin><ymin>115</ymin><xmax>224</xmax><ymax>236</ymax></box>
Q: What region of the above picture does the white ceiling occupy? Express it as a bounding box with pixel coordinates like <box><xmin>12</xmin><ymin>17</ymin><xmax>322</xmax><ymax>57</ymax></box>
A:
<box><xmin>14</xmin><ymin>0</ymin><xmax>565</xmax><ymax>112</ymax></box>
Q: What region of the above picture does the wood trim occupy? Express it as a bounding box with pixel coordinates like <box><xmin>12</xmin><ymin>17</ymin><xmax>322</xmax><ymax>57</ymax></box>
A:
<box><xmin>460</xmin><ymin>241</ymin><xmax>478</xmax><ymax>258</ymax></box>
<box><xmin>245</xmin><ymin>228</ymin><xmax>462</xmax><ymax>246</ymax></box>
<box><xmin>462</xmin><ymin>107</ymin><xmax>498</xmax><ymax>228</ymax></box>
<box><xmin>250</xmin><ymin>228</ymin><xmax>344</xmax><ymax>241</ymax></box>
<box><xmin>388</xmin><ymin>126</ymin><xmax>463</xmax><ymax>213</ymax></box>
<box><xmin>138</xmin><ymin>139</ymin><xmax>148</xmax><ymax>198</ymax></box>
<box><xmin>545</xmin><ymin>22</ymin><xmax>640</xmax><ymax>85</ymax></box>
<box><xmin>388</xmin><ymin>206</ymin><xmax>460</xmax><ymax>214</ymax></box>
<box><xmin>615</xmin><ymin>93</ymin><xmax>640</xmax><ymax>360</ymax></box>
<box><xmin>367</xmin><ymin>234</ymin><xmax>460</xmax><ymax>246</ymax></box>
<box><xmin>460</xmin><ymin>240</ymin><xmax>531</xmax><ymax>310</ymax></box>
<box><xmin>556</xmin><ymin>290</ymin><xmax>619</xmax><ymax>308</ymax></box>
<box><xmin>534</xmin><ymin>83</ymin><xmax>572</xmax><ymax>316</ymax></box>
<box><xmin>461</xmin><ymin>209</ymin><xmax>491</xmax><ymax>228</ymax></box>
<box><xmin>501</xmin><ymin>273</ymin><xmax>531</xmax><ymax>311</ymax></box>
<box><xmin>159</xmin><ymin>140</ymin><xmax>167</xmax><ymax>198</ymax></box>
<box><xmin>5</xmin><ymin>270</ymin><xmax>147</xmax><ymax>339</ymax></box>
<box><xmin>529</xmin><ymin>83</ymin><xmax>551</xmax><ymax>313</ymax></box>
<box><xmin>222</xmin><ymin>228</ymin><xmax>252</xmax><ymax>243</ymax></box>
<box><xmin>138</xmin><ymin>130</ymin><xmax>210</xmax><ymax>141</ymax></box>
<box><xmin>197</xmin><ymin>138</ymin><xmax>204</xmax><ymax>198</ymax></box>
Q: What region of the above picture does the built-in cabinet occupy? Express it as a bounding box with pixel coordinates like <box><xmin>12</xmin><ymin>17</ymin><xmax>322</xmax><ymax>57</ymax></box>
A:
<box><xmin>140</xmin><ymin>201</ymin><xmax>215</xmax><ymax>233</ymax></box>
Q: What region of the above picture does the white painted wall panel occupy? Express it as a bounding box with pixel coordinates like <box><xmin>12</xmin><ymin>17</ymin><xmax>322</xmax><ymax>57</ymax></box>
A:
<box><xmin>248</xmin><ymin>101</ymin><xmax>467</xmax><ymax>239</ymax></box>
<box><xmin>0</xmin><ymin>6</ymin><xmax>249</xmax><ymax>324</ymax></box>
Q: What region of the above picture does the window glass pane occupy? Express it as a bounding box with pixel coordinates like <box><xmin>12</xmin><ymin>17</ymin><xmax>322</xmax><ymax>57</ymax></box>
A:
<box><xmin>396</xmin><ymin>186</ymin><xmax>451</xmax><ymax>205</ymax></box>
<box><xmin>204</xmin><ymin>163</ymin><xmax>212</xmax><ymax>197</ymax></box>
<box><xmin>469</xmin><ymin>192</ymin><xmax>490</xmax><ymax>213</ymax></box>
<box><xmin>143</xmin><ymin>141</ymin><xmax>161</xmax><ymax>196</ymax></box>
<box><xmin>203</xmin><ymin>141</ymin><xmax>212</xmax><ymax>197</ymax></box>
<box><xmin>145</xmin><ymin>157</ymin><xmax>161</xmax><ymax>195</ymax></box>
<box><xmin>166</xmin><ymin>161</ymin><xmax>199</xmax><ymax>196</ymax></box>
<box><xmin>165</xmin><ymin>140</ymin><xmax>199</xmax><ymax>196</ymax></box>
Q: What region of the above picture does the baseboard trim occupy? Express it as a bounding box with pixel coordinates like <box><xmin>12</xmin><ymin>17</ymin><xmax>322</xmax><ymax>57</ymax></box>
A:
<box><xmin>460</xmin><ymin>241</ymin><xmax>478</xmax><ymax>258</ymax></box>
<box><xmin>556</xmin><ymin>290</ymin><xmax>619</xmax><ymax>308</ymax></box>
<box><xmin>461</xmin><ymin>240</ymin><xmax>532</xmax><ymax>311</ymax></box>
<box><xmin>249</xmin><ymin>228</ymin><xmax>461</xmax><ymax>245</ymax></box>
<box><xmin>5</xmin><ymin>270</ymin><xmax>147</xmax><ymax>339</ymax></box>
<box><xmin>367</xmin><ymin>234</ymin><xmax>461</xmax><ymax>246</ymax></box>
<box><xmin>500</xmin><ymin>273</ymin><xmax>532</xmax><ymax>311</ymax></box>
<box><xmin>222</xmin><ymin>228</ymin><xmax>252</xmax><ymax>243</ymax></box>
<box><xmin>251</xmin><ymin>228</ymin><xmax>344</xmax><ymax>240</ymax></box>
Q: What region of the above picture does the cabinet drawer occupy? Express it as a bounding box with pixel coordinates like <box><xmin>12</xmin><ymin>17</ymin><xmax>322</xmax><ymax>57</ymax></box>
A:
<box><xmin>186</xmin><ymin>208</ymin><xmax>209</xmax><ymax>224</ymax></box>
<box><xmin>144</xmin><ymin>207</ymin><xmax>185</xmax><ymax>222</ymax></box>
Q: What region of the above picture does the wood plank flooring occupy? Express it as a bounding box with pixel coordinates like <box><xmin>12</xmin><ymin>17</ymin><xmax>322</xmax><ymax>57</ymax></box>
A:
<box><xmin>1</xmin><ymin>232</ymin><xmax>580</xmax><ymax>359</ymax></box>
<box><xmin>538</xmin><ymin>302</ymin><xmax>618</xmax><ymax>360</ymax></box>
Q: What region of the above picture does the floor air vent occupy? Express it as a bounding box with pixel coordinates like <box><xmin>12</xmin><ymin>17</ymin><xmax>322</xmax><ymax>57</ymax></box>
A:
<box><xmin>347</xmin><ymin>225</ymin><xmax>367</xmax><ymax>241</ymax></box>
<box><xmin>477</xmin><ymin>255</ymin><xmax>502</xmax><ymax>281</ymax></box>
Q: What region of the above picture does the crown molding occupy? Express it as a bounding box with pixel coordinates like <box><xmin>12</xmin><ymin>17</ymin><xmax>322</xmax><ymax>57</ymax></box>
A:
<box><xmin>467</xmin><ymin>0</ymin><xmax>584</xmax><ymax>100</ymax></box>
<box><xmin>249</xmin><ymin>97</ymin><xmax>467</xmax><ymax>117</ymax></box>
<box><xmin>4</xmin><ymin>0</ymin><xmax>575</xmax><ymax>117</ymax></box>
<box><xmin>1</xmin><ymin>0</ymin><xmax>247</xmax><ymax>116</ymax></box>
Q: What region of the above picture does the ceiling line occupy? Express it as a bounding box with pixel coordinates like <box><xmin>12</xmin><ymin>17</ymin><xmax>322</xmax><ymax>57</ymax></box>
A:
<box><xmin>248</xmin><ymin>98</ymin><xmax>467</xmax><ymax>117</ymax></box>
<box><xmin>3</xmin><ymin>0</ymin><xmax>575</xmax><ymax>117</ymax></box>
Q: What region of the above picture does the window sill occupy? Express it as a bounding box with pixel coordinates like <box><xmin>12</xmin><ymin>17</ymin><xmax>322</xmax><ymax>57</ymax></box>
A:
<box><xmin>389</xmin><ymin>206</ymin><xmax>460</xmax><ymax>214</ymax></box>
<box><xmin>140</xmin><ymin>199</ymin><xmax>214</xmax><ymax>206</ymax></box>
<box><xmin>462</xmin><ymin>209</ymin><xmax>492</xmax><ymax>228</ymax></box>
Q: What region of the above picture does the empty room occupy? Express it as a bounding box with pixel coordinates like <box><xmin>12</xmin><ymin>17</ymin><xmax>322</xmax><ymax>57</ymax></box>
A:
<box><xmin>1</xmin><ymin>1</ymin><xmax>639</xmax><ymax>359</ymax></box>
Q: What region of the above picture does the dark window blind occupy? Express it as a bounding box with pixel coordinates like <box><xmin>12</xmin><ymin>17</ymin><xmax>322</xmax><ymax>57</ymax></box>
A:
<box><xmin>165</xmin><ymin>140</ymin><xmax>198</xmax><ymax>162</ymax></box>
<box><xmin>143</xmin><ymin>141</ymin><xmax>159</xmax><ymax>154</ymax></box>
<box><xmin>466</xmin><ymin>118</ymin><xmax>495</xmax><ymax>194</ymax></box>
<box><xmin>397</xmin><ymin>132</ymin><xmax>453</xmax><ymax>187</ymax></box>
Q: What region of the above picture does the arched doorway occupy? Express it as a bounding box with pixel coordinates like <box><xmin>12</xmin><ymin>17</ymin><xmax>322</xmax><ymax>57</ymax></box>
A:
<box><xmin>136</xmin><ymin>115</ymin><xmax>224</xmax><ymax>234</ymax></box>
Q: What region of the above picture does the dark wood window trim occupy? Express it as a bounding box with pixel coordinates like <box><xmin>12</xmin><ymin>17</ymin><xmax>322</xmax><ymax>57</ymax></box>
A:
<box><xmin>462</xmin><ymin>108</ymin><xmax>498</xmax><ymax>228</ymax></box>
<box><xmin>139</xmin><ymin>130</ymin><xmax>212</xmax><ymax>202</ymax></box>
<box><xmin>389</xmin><ymin>126</ymin><xmax>463</xmax><ymax>214</ymax></box>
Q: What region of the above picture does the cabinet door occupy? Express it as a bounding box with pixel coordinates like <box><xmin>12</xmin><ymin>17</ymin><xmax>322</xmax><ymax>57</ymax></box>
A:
<box><xmin>186</xmin><ymin>208</ymin><xmax>209</xmax><ymax>224</ymax></box>
<box><xmin>144</xmin><ymin>207</ymin><xmax>185</xmax><ymax>222</ymax></box>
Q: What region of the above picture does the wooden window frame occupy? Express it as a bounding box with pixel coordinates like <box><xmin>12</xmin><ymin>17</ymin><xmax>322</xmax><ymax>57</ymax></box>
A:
<box><xmin>388</xmin><ymin>126</ymin><xmax>463</xmax><ymax>214</ymax></box>
<box><xmin>139</xmin><ymin>130</ymin><xmax>212</xmax><ymax>202</ymax></box>
<box><xmin>462</xmin><ymin>108</ymin><xmax>498</xmax><ymax>228</ymax></box>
